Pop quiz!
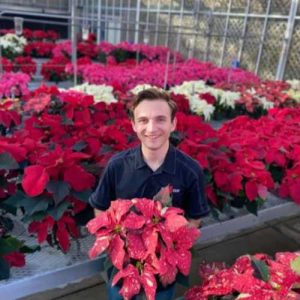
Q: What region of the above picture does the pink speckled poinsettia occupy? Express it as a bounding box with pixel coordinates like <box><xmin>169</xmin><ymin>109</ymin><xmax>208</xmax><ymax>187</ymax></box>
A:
<box><xmin>87</xmin><ymin>198</ymin><xmax>200</xmax><ymax>300</ymax></box>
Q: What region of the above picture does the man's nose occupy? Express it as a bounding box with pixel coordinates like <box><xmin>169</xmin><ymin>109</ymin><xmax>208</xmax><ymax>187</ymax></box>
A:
<box><xmin>146</xmin><ymin>120</ymin><xmax>157</xmax><ymax>132</ymax></box>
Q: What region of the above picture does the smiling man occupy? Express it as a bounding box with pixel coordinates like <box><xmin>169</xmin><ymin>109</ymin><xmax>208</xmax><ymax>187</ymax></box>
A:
<box><xmin>90</xmin><ymin>88</ymin><xmax>209</xmax><ymax>225</ymax></box>
<box><xmin>89</xmin><ymin>88</ymin><xmax>209</xmax><ymax>299</ymax></box>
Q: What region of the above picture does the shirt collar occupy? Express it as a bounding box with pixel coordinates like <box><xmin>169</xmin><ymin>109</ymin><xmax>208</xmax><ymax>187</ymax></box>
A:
<box><xmin>134</xmin><ymin>144</ymin><xmax>176</xmax><ymax>174</ymax></box>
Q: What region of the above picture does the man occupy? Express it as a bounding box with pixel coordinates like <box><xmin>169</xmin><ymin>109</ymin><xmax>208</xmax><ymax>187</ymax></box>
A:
<box><xmin>90</xmin><ymin>88</ymin><xmax>209</xmax><ymax>223</ymax></box>
<box><xmin>89</xmin><ymin>88</ymin><xmax>209</xmax><ymax>299</ymax></box>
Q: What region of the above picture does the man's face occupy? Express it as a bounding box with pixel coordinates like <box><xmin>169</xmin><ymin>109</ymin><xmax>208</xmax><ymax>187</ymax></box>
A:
<box><xmin>131</xmin><ymin>99</ymin><xmax>176</xmax><ymax>151</ymax></box>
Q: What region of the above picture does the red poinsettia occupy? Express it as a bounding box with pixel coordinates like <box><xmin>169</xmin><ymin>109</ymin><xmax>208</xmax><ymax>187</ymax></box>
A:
<box><xmin>185</xmin><ymin>252</ymin><xmax>300</xmax><ymax>300</ymax></box>
<box><xmin>87</xmin><ymin>198</ymin><xmax>200</xmax><ymax>300</ymax></box>
<box><xmin>22</xmin><ymin>145</ymin><xmax>95</xmax><ymax>197</ymax></box>
<box><xmin>28</xmin><ymin>213</ymin><xmax>79</xmax><ymax>252</ymax></box>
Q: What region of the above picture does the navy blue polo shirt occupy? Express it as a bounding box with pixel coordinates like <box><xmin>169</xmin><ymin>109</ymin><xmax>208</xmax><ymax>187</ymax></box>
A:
<box><xmin>89</xmin><ymin>145</ymin><xmax>210</xmax><ymax>219</ymax></box>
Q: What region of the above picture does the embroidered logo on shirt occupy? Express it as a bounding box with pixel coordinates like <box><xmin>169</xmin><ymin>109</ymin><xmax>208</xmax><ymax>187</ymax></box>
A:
<box><xmin>173</xmin><ymin>188</ymin><xmax>180</xmax><ymax>193</ymax></box>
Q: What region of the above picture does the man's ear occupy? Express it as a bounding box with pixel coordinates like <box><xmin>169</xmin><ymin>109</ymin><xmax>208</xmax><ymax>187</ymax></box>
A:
<box><xmin>131</xmin><ymin>119</ymin><xmax>137</xmax><ymax>132</ymax></box>
<box><xmin>172</xmin><ymin>117</ymin><xmax>177</xmax><ymax>131</ymax></box>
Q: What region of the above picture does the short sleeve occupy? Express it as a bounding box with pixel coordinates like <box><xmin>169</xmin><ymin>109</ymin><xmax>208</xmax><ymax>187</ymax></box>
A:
<box><xmin>89</xmin><ymin>163</ymin><xmax>116</xmax><ymax>211</ymax></box>
<box><xmin>185</xmin><ymin>167</ymin><xmax>210</xmax><ymax>219</ymax></box>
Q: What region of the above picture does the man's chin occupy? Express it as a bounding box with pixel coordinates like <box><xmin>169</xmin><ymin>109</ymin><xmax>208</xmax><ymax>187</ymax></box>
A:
<box><xmin>143</xmin><ymin>143</ymin><xmax>162</xmax><ymax>151</ymax></box>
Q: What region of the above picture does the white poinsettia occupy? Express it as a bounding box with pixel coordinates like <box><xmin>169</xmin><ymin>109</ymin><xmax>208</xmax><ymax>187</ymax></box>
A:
<box><xmin>287</xmin><ymin>79</ymin><xmax>300</xmax><ymax>90</ymax></box>
<box><xmin>70</xmin><ymin>83</ymin><xmax>117</xmax><ymax>104</ymax></box>
<box><xmin>210</xmin><ymin>89</ymin><xmax>240</xmax><ymax>109</ymax></box>
<box><xmin>170</xmin><ymin>80</ymin><xmax>241</xmax><ymax>110</ymax></box>
<box><xmin>285</xmin><ymin>80</ymin><xmax>300</xmax><ymax>103</ymax></box>
<box><xmin>129</xmin><ymin>84</ymin><xmax>161</xmax><ymax>95</ymax></box>
<box><xmin>189</xmin><ymin>95</ymin><xmax>215</xmax><ymax>121</ymax></box>
<box><xmin>170</xmin><ymin>80</ymin><xmax>206</xmax><ymax>97</ymax></box>
<box><xmin>0</xmin><ymin>33</ymin><xmax>27</xmax><ymax>57</ymax></box>
<box><xmin>259</xmin><ymin>97</ymin><xmax>275</xmax><ymax>110</ymax></box>
<box><xmin>247</xmin><ymin>88</ymin><xmax>274</xmax><ymax>109</ymax></box>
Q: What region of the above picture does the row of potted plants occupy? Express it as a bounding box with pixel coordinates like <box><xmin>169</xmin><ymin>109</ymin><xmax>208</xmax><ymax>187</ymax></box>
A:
<box><xmin>0</xmin><ymin>84</ymin><xmax>299</xmax><ymax>262</ymax></box>
<box><xmin>0</xmin><ymin>29</ymin><xmax>59</xmax><ymax>42</ymax></box>
<box><xmin>0</xmin><ymin>57</ymin><xmax>37</xmax><ymax>77</ymax></box>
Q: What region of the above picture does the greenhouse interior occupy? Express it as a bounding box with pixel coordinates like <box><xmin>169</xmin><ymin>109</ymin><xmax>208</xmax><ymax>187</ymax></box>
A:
<box><xmin>0</xmin><ymin>0</ymin><xmax>300</xmax><ymax>299</ymax></box>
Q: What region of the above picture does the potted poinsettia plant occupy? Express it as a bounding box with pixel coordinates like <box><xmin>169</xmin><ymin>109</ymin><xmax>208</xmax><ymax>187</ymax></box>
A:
<box><xmin>185</xmin><ymin>251</ymin><xmax>300</xmax><ymax>299</ymax></box>
<box><xmin>87</xmin><ymin>198</ymin><xmax>200</xmax><ymax>300</ymax></box>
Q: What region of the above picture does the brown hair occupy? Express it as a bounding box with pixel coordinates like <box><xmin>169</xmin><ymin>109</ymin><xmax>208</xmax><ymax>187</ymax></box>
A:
<box><xmin>129</xmin><ymin>88</ymin><xmax>177</xmax><ymax>121</ymax></box>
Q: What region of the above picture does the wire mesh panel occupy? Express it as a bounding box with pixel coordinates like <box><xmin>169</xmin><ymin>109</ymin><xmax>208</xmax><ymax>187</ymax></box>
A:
<box><xmin>285</xmin><ymin>20</ymin><xmax>300</xmax><ymax>80</ymax></box>
<box><xmin>222</xmin><ymin>17</ymin><xmax>244</xmax><ymax>67</ymax></box>
<box><xmin>258</xmin><ymin>20</ymin><xmax>287</xmax><ymax>79</ymax></box>
<box><xmin>230</xmin><ymin>0</ymin><xmax>249</xmax><ymax>13</ymax></box>
<box><xmin>206</xmin><ymin>16</ymin><xmax>227</xmax><ymax>65</ymax></box>
<box><xmin>270</xmin><ymin>0</ymin><xmax>292</xmax><ymax>15</ymax></box>
<box><xmin>249</xmin><ymin>0</ymin><xmax>269</xmax><ymax>14</ymax></box>
<box><xmin>240</xmin><ymin>18</ymin><xmax>264</xmax><ymax>72</ymax></box>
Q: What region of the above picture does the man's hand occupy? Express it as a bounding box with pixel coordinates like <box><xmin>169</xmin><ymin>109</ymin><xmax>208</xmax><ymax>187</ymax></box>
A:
<box><xmin>188</xmin><ymin>218</ymin><xmax>202</xmax><ymax>228</ymax></box>
<box><xmin>94</xmin><ymin>209</ymin><xmax>103</xmax><ymax>217</ymax></box>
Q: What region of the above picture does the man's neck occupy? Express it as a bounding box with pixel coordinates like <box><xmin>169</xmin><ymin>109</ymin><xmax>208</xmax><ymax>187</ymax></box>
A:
<box><xmin>141</xmin><ymin>143</ymin><xmax>169</xmax><ymax>172</ymax></box>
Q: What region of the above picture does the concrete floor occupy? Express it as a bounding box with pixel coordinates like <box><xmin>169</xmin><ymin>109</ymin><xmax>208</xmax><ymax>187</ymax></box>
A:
<box><xmin>20</xmin><ymin>214</ymin><xmax>300</xmax><ymax>300</ymax></box>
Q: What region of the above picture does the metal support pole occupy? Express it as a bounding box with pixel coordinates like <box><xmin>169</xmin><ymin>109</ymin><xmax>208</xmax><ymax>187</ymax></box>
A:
<box><xmin>92</xmin><ymin>0</ymin><xmax>95</xmax><ymax>32</ymax></box>
<box><xmin>126</xmin><ymin>0</ymin><xmax>131</xmax><ymax>41</ymax></box>
<box><xmin>143</xmin><ymin>0</ymin><xmax>151</xmax><ymax>44</ymax></box>
<box><xmin>191</xmin><ymin>0</ymin><xmax>201</xmax><ymax>58</ymax></box>
<box><xmin>175</xmin><ymin>0</ymin><xmax>184</xmax><ymax>52</ymax></box>
<box><xmin>120</xmin><ymin>0</ymin><xmax>123</xmax><ymax>40</ymax></box>
<box><xmin>97</xmin><ymin>0</ymin><xmax>102</xmax><ymax>43</ymax></box>
<box><xmin>220</xmin><ymin>0</ymin><xmax>232</xmax><ymax>67</ymax></box>
<box><xmin>112</xmin><ymin>0</ymin><xmax>116</xmax><ymax>43</ymax></box>
<box><xmin>154</xmin><ymin>0</ymin><xmax>161</xmax><ymax>46</ymax></box>
<box><xmin>204</xmin><ymin>8</ymin><xmax>214</xmax><ymax>61</ymax></box>
<box><xmin>255</xmin><ymin>0</ymin><xmax>271</xmax><ymax>75</ymax></box>
<box><xmin>105</xmin><ymin>0</ymin><xmax>108</xmax><ymax>40</ymax></box>
<box><xmin>134</xmin><ymin>0</ymin><xmax>141</xmax><ymax>44</ymax></box>
<box><xmin>165</xmin><ymin>0</ymin><xmax>173</xmax><ymax>47</ymax></box>
<box><xmin>276</xmin><ymin>0</ymin><xmax>299</xmax><ymax>80</ymax></box>
<box><xmin>237</xmin><ymin>0</ymin><xmax>250</xmax><ymax>62</ymax></box>
<box><xmin>71</xmin><ymin>0</ymin><xmax>77</xmax><ymax>86</ymax></box>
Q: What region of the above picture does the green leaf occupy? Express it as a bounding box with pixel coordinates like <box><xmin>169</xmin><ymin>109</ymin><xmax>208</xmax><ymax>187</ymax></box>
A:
<box><xmin>0</xmin><ymin>216</ymin><xmax>14</xmax><ymax>232</ymax></box>
<box><xmin>252</xmin><ymin>258</ymin><xmax>269</xmax><ymax>282</ymax></box>
<box><xmin>245</xmin><ymin>200</ymin><xmax>258</xmax><ymax>216</ymax></box>
<box><xmin>0</xmin><ymin>176</ymin><xmax>6</xmax><ymax>188</ymax></box>
<box><xmin>22</xmin><ymin>211</ymin><xmax>47</xmax><ymax>223</ymax></box>
<box><xmin>176</xmin><ymin>272</ymin><xmax>190</xmax><ymax>287</ymax></box>
<box><xmin>4</xmin><ymin>190</ymin><xmax>27</xmax><ymax>208</ymax></box>
<box><xmin>0</xmin><ymin>152</ymin><xmax>19</xmax><ymax>170</ymax></box>
<box><xmin>0</xmin><ymin>236</ymin><xmax>22</xmax><ymax>255</ymax></box>
<box><xmin>81</xmin><ymin>162</ymin><xmax>101</xmax><ymax>176</ymax></box>
<box><xmin>72</xmin><ymin>141</ymin><xmax>87</xmax><ymax>152</ymax></box>
<box><xmin>19</xmin><ymin>244</ymin><xmax>41</xmax><ymax>254</ymax></box>
<box><xmin>46</xmin><ymin>181</ymin><xmax>70</xmax><ymax>206</ymax></box>
<box><xmin>22</xmin><ymin>197</ymin><xmax>51</xmax><ymax>216</ymax></box>
<box><xmin>0</xmin><ymin>257</ymin><xmax>10</xmax><ymax>280</ymax></box>
<box><xmin>72</xmin><ymin>189</ymin><xmax>92</xmax><ymax>203</ymax></box>
<box><xmin>0</xmin><ymin>202</ymin><xmax>17</xmax><ymax>215</ymax></box>
<box><xmin>48</xmin><ymin>201</ymin><xmax>70</xmax><ymax>221</ymax></box>
<box><xmin>291</xmin><ymin>256</ymin><xmax>300</xmax><ymax>275</ymax></box>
